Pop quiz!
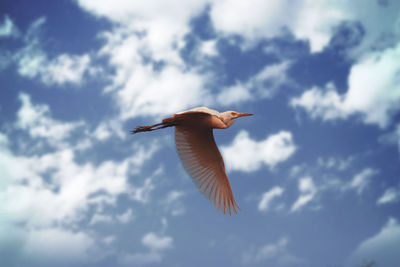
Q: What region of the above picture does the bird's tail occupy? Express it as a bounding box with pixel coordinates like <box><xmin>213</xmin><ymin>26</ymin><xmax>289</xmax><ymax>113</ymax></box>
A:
<box><xmin>131</xmin><ymin>117</ymin><xmax>176</xmax><ymax>134</ymax></box>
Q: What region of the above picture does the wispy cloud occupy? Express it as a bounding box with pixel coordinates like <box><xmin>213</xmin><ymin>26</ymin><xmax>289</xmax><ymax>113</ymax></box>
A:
<box><xmin>89</xmin><ymin>214</ymin><xmax>114</xmax><ymax>225</ymax></box>
<box><xmin>118</xmin><ymin>232</ymin><xmax>173</xmax><ymax>266</ymax></box>
<box><xmin>217</xmin><ymin>61</ymin><xmax>292</xmax><ymax>106</ymax></box>
<box><xmin>164</xmin><ymin>190</ymin><xmax>186</xmax><ymax>216</ymax></box>
<box><xmin>316</xmin><ymin>155</ymin><xmax>354</xmax><ymax>171</ymax></box>
<box><xmin>377</xmin><ymin>187</ymin><xmax>400</xmax><ymax>205</ymax></box>
<box><xmin>242</xmin><ymin>237</ymin><xmax>303</xmax><ymax>265</ymax></box>
<box><xmin>116</xmin><ymin>208</ymin><xmax>135</xmax><ymax>224</ymax></box>
<box><xmin>129</xmin><ymin>167</ymin><xmax>163</xmax><ymax>204</ymax></box>
<box><xmin>13</xmin><ymin>17</ymin><xmax>94</xmax><ymax>87</ymax></box>
<box><xmin>378</xmin><ymin>123</ymin><xmax>400</xmax><ymax>155</ymax></box>
<box><xmin>291</xmin><ymin>176</ymin><xmax>317</xmax><ymax>212</ymax></box>
<box><xmin>258</xmin><ymin>186</ymin><xmax>284</xmax><ymax>212</ymax></box>
<box><xmin>16</xmin><ymin>93</ymin><xmax>84</xmax><ymax>148</ymax></box>
<box><xmin>0</xmin><ymin>15</ymin><xmax>19</xmax><ymax>38</ymax></box>
<box><xmin>343</xmin><ymin>168</ymin><xmax>379</xmax><ymax>195</ymax></box>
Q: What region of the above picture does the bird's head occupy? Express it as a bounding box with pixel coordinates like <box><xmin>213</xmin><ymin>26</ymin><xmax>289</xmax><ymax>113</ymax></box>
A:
<box><xmin>220</xmin><ymin>111</ymin><xmax>253</xmax><ymax>126</ymax></box>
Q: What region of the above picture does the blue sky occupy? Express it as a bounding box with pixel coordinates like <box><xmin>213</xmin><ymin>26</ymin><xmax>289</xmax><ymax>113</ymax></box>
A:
<box><xmin>1</xmin><ymin>1</ymin><xmax>400</xmax><ymax>266</ymax></box>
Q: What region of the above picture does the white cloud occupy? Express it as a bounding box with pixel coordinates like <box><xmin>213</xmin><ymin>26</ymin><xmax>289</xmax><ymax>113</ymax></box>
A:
<box><xmin>76</xmin><ymin>0</ymin><xmax>400</xmax><ymax>61</ymax></box>
<box><xmin>343</xmin><ymin>168</ymin><xmax>379</xmax><ymax>195</ymax></box>
<box><xmin>345</xmin><ymin>45</ymin><xmax>400</xmax><ymax>128</ymax></box>
<box><xmin>94</xmin><ymin>24</ymin><xmax>212</xmax><ymax>121</ymax></box>
<box><xmin>378</xmin><ymin>123</ymin><xmax>400</xmax><ymax>154</ymax></box>
<box><xmin>77</xmin><ymin>0</ymin><xmax>398</xmax><ymax>127</ymax></box>
<box><xmin>119</xmin><ymin>251</ymin><xmax>162</xmax><ymax>266</ymax></box>
<box><xmin>251</xmin><ymin>61</ymin><xmax>292</xmax><ymax>97</ymax></box>
<box><xmin>164</xmin><ymin>190</ymin><xmax>186</xmax><ymax>216</ymax></box>
<box><xmin>76</xmin><ymin>0</ymin><xmax>301</xmax><ymax>122</ymax></box>
<box><xmin>210</xmin><ymin>0</ymin><xmax>346</xmax><ymax>52</ymax></box>
<box><xmin>210</xmin><ymin>0</ymin><xmax>400</xmax><ymax>54</ymax></box>
<box><xmin>242</xmin><ymin>237</ymin><xmax>303</xmax><ymax>265</ymax></box>
<box><xmin>89</xmin><ymin>214</ymin><xmax>114</xmax><ymax>225</ymax></box>
<box><xmin>1</xmin><ymin>92</ymin><xmax>160</xmax><ymax>228</ymax></box>
<box><xmin>2</xmin><ymin>92</ymin><xmax>162</xmax><ymax>239</ymax></box>
<box><xmin>348</xmin><ymin>217</ymin><xmax>400</xmax><ymax>267</ymax></box>
<box><xmin>127</xmin><ymin>166</ymin><xmax>164</xmax><ymax>202</ymax></box>
<box><xmin>0</xmin><ymin>91</ymin><xmax>161</xmax><ymax>265</ymax></box>
<box><xmin>316</xmin><ymin>155</ymin><xmax>354</xmax><ymax>171</ymax></box>
<box><xmin>40</xmin><ymin>54</ymin><xmax>91</xmax><ymax>85</ymax></box>
<box><xmin>291</xmin><ymin>43</ymin><xmax>400</xmax><ymax>129</ymax></box>
<box><xmin>0</xmin><ymin>148</ymin><xmax>130</xmax><ymax>227</ymax></box>
<box><xmin>0</xmin><ymin>132</ymin><xmax>9</xmax><ymax>147</ymax></box>
<box><xmin>102</xmin><ymin>235</ymin><xmax>116</xmax><ymax>245</ymax></box>
<box><xmin>217</xmin><ymin>61</ymin><xmax>291</xmax><ymax>106</ymax></box>
<box><xmin>130</xmin><ymin>143</ymin><xmax>163</xmax><ymax>172</ymax></box>
<box><xmin>14</xmin><ymin>17</ymin><xmax>93</xmax><ymax>86</ymax></box>
<box><xmin>200</xmin><ymin>40</ymin><xmax>218</xmax><ymax>57</ymax></box>
<box><xmin>377</xmin><ymin>187</ymin><xmax>400</xmax><ymax>205</ymax></box>
<box><xmin>129</xmin><ymin>178</ymin><xmax>155</xmax><ymax>204</ymax></box>
<box><xmin>16</xmin><ymin>93</ymin><xmax>83</xmax><ymax>147</ymax></box>
<box><xmin>288</xmin><ymin>164</ymin><xmax>307</xmax><ymax>179</ymax></box>
<box><xmin>291</xmin><ymin>176</ymin><xmax>317</xmax><ymax>212</ymax></box>
<box><xmin>16</xmin><ymin>49</ymin><xmax>91</xmax><ymax>86</ymax></box>
<box><xmin>258</xmin><ymin>186</ymin><xmax>284</xmax><ymax>212</ymax></box>
<box><xmin>116</xmin><ymin>208</ymin><xmax>135</xmax><ymax>224</ymax></box>
<box><xmin>142</xmin><ymin>232</ymin><xmax>173</xmax><ymax>251</ymax></box>
<box><xmin>93</xmin><ymin>121</ymin><xmax>113</xmax><ymax>141</ymax></box>
<box><xmin>119</xmin><ymin>232</ymin><xmax>173</xmax><ymax>266</ymax></box>
<box><xmin>290</xmin><ymin>83</ymin><xmax>347</xmax><ymax>121</ymax></box>
<box><xmin>77</xmin><ymin>0</ymin><xmax>207</xmax><ymax>64</ymax></box>
<box><xmin>221</xmin><ymin>130</ymin><xmax>296</xmax><ymax>172</ymax></box>
<box><xmin>346</xmin><ymin>1</ymin><xmax>400</xmax><ymax>57</ymax></box>
<box><xmin>22</xmin><ymin>227</ymin><xmax>95</xmax><ymax>264</ymax></box>
<box><xmin>116</xmin><ymin>64</ymin><xmax>211</xmax><ymax>120</ymax></box>
<box><xmin>0</xmin><ymin>15</ymin><xmax>19</xmax><ymax>38</ymax></box>
<box><xmin>217</xmin><ymin>84</ymin><xmax>253</xmax><ymax>106</ymax></box>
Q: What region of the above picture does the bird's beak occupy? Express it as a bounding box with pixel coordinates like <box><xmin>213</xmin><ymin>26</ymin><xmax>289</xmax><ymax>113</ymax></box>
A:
<box><xmin>234</xmin><ymin>112</ymin><xmax>253</xmax><ymax>118</ymax></box>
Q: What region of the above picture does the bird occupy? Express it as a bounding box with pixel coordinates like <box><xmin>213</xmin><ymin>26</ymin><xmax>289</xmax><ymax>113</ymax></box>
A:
<box><xmin>131</xmin><ymin>107</ymin><xmax>253</xmax><ymax>215</ymax></box>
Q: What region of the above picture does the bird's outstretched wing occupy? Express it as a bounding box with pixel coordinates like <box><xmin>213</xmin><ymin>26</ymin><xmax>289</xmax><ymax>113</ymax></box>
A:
<box><xmin>174</xmin><ymin>113</ymin><xmax>239</xmax><ymax>215</ymax></box>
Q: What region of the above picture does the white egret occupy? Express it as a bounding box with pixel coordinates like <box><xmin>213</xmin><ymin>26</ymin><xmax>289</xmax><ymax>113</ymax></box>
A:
<box><xmin>132</xmin><ymin>107</ymin><xmax>253</xmax><ymax>215</ymax></box>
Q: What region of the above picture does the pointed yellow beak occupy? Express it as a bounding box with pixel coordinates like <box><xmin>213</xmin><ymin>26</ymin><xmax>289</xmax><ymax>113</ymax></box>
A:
<box><xmin>234</xmin><ymin>112</ymin><xmax>253</xmax><ymax>118</ymax></box>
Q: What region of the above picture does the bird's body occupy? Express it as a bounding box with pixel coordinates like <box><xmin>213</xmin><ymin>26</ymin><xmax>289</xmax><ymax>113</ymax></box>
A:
<box><xmin>132</xmin><ymin>107</ymin><xmax>252</xmax><ymax>215</ymax></box>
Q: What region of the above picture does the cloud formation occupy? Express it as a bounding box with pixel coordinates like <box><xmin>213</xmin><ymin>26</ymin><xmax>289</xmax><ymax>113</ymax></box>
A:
<box><xmin>119</xmin><ymin>232</ymin><xmax>173</xmax><ymax>266</ymax></box>
<box><xmin>217</xmin><ymin>61</ymin><xmax>292</xmax><ymax>106</ymax></box>
<box><xmin>291</xmin><ymin>43</ymin><xmax>400</xmax><ymax>128</ymax></box>
<box><xmin>0</xmin><ymin>93</ymin><xmax>162</xmax><ymax>265</ymax></box>
<box><xmin>16</xmin><ymin>93</ymin><xmax>84</xmax><ymax>147</ymax></box>
<box><xmin>0</xmin><ymin>15</ymin><xmax>19</xmax><ymax>38</ymax></box>
<box><xmin>377</xmin><ymin>187</ymin><xmax>400</xmax><ymax>205</ymax></box>
<box><xmin>222</xmin><ymin>130</ymin><xmax>296</xmax><ymax>172</ymax></box>
<box><xmin>258</xmin><ymin>186</ymin><xmax>284</xmax><ymax>212</ymax></box>
<box><xmin>343</xmin><ymin>168</ymin><xmax>379</xmax><ymax>195</ymax></box>
<box><xmin>14</xmin><ymin>17</ymin><xmax>93</xmax><ymax>87</ymax></box>
<box><xmin>242</xmin><ymin>237</ymin><xmax>303</xmax><ymax>265</ymax></box>
<box><xmin>291</xmin><ymin>176</ymin><xmax>317</xmax><ymax>212</ymax></box>
<box><xmin>348</xmin><ymin>218</ymin><xmax>400</xmax><ymax>267</ymax></box>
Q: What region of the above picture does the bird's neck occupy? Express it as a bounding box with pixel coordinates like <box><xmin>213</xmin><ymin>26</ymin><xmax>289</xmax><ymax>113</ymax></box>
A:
<box><xmin>224</xmin><ymin>119</ymin><xmax>235</xmax><ymax>128</ymax></box>
<box><xmin>211</xmin><ymin>115</ymin><xmax>233</xmax><ymax>129</ymax></box>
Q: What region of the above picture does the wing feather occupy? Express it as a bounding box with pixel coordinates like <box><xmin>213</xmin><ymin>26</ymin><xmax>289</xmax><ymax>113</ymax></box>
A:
<box><xmin>174</xmin><ymin>113</ymin><xmax>239</xmax><ymax>215</ymax></box>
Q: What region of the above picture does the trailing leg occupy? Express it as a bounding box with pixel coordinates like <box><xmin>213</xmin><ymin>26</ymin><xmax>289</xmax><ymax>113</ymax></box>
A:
<box><xmin>131</xmin><ymin>120</ymin><xmax>175</xmax><ymax>134</ymax></box>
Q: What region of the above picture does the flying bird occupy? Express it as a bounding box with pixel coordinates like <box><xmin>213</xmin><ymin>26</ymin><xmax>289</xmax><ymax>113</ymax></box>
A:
<box><xmin>131</xmin><ymin>107</ymin><xmax>253</xmax><ymax>215</ymax></box>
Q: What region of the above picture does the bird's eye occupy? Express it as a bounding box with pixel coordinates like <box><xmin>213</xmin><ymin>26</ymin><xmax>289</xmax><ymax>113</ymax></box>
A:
<box><xmin>231</xmin><ymin>112</ymin><xmax>236</xmax><ymax>115</ymax></box>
